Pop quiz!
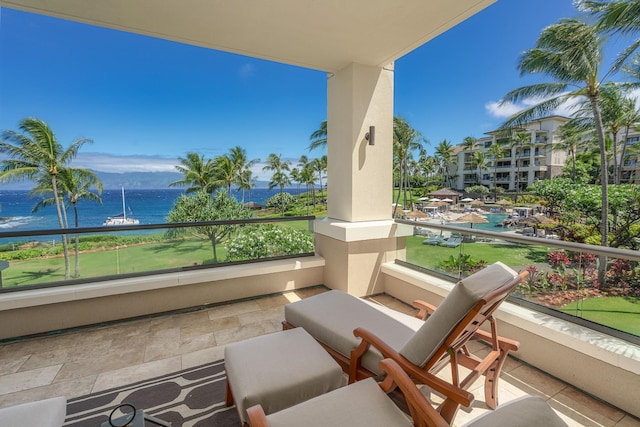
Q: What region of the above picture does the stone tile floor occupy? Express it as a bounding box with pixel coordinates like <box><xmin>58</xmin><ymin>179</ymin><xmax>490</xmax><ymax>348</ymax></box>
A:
<box><xmin>0</xmin><ymin>286</ymin><xmax>638</xmax><ymax>427</ymax></box>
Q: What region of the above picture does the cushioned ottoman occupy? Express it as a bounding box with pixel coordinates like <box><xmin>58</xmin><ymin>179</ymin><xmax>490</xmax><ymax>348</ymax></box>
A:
<box><xmin>0</xmin><ymin>396</ymin><xmax>67</xmax><ymax>427</ymax></box>
<box><xmin>224</xmin><ymin>327</ymin><xmax>346</xmax><ymax>424</ymax></box>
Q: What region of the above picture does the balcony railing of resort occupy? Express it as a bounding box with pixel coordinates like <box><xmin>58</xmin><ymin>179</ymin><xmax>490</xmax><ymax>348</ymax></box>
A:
<box><xmin>0</xmin><ymin>216</ymin><xmax>316</xmax><ymax>292</ymax></box>
<box><xmin>398</xmin><ymin>218</ymin><xmax>640</xmax><ymax>345</ymax></box>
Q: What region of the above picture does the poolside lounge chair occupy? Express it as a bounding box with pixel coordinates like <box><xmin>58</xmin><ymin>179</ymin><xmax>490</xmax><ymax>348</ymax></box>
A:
<box><xmin>246</xmin><ymin>358</ymin><xmax>567</xmax><ymax>427</ymax></box>
<box><xmin>440</xmin><ymin>237</ymin><xmax>463</xmax><ymax>247</ymax></box>
<box><xmin>284</xmin><ymin>262</ymin><xmax>527</xmax><ymax>423</ymax></box>
<box><xmin>423</xmin><ymin>235</ymin><xmax>443</xmax><ymax>245</ymax></box>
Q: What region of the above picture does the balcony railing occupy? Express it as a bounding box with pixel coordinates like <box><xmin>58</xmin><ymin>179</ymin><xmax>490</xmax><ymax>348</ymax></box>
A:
<box><xmin>0</xmin><ymin>216</ymin><xmax>316</xmax><ymax>292</ymax></box>
<box><xmin>402</xmin><ymin>218</ymin><xmax>640</xmax><ymax>345</ymax></box>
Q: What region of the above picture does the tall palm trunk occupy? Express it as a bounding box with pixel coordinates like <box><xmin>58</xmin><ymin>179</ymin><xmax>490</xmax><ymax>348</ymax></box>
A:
<box><xmin>590</xmin><ymin>95</ymin><xmax>609</xmax><ymax>286</ymax></box>
<box><xmin>51</xmin><ymin>174</ymin><xmax>70</xmax><ymax>279</ymax></box>
<box><xmin>72</xmin><ymin>202</ymin><xmax>80</xmax><ymax>278</ymax></box>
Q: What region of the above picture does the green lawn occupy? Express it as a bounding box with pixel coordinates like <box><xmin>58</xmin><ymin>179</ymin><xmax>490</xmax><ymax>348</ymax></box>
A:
<box><xmin>3</xmin><ymin>237</ymin><xmax>219</xmax><ymax>287</ymax></box>
<box><xmin>2</xmin><ymin>220</ymin><xmax>316</xmax><ymax>288</ymax></box>
<box><xmin>560</xmin><ymin>297</ymin><xmax>640</xmax><ymax>336</ymax></box>
<box><xmin>405</xmin><ymin>235</ymin><xmax>550</xmax><ymax>271</ymax></box>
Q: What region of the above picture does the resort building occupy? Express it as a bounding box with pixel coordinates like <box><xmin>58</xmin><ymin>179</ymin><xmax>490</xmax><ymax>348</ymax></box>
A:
<box><xmin>0</xmin><ymin>1</ymin><xmax>639</xmax><ymax>426</ymax></box>
<box><xmin>454</xmin><ymin>115</ymin><xmax>640</xmax><ymax>191</ymax></box>
<box><xmin>454</xmin><ymin>116</ymin><xmax>570</xmax><ymax>192</ymax></box>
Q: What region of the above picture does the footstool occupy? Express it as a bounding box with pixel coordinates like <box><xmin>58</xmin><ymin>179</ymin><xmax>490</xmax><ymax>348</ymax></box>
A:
<box><xmin>224</xmin><ymin>327</ymin><xmax>346</xmax><ymax>425</ymax></box>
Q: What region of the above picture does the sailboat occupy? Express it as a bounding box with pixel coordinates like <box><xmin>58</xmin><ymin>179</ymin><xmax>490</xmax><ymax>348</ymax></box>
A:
<box><xmin>103</xmin><ymin>187</ymin><xmax>140</xmax><ymax>226</ymax></box>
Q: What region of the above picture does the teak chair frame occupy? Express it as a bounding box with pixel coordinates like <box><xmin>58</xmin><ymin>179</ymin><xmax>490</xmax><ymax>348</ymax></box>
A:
<box><xmin>246</xmin><ymin>358</ymin><xmax>457</xmax><ymax>427</ymax></box>
<box><xmin>283</xmin><ymin>270</ymin><xmax>528</xmax><ymax>423</ymax></box>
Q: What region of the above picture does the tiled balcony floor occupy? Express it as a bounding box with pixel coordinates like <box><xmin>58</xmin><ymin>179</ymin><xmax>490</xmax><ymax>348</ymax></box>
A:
<box><xmin>0</xmin><ymin>287</ymin><xmax>638</xmax><ymax>427</ymax></box>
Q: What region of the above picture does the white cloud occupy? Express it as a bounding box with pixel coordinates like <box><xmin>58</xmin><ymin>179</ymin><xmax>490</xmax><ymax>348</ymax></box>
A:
<box><xmin>485</xmin><ymin>93</ymin><xmax>582</xmax><ymax>119</ymax></box>
<box><xmin>239</xmin><ymin>63</ymin><xmax>256</xmax><ymax>79</ymax></box>
<box><xmin>74</xmin><ymin>153</ymin><xmax>179</xmax><ymax>173</ymax></box>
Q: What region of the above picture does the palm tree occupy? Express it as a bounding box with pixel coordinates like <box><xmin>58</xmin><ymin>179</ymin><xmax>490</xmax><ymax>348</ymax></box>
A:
<box><xmin>212</xmin><ymin>155</ymin><xmax>237</xmax><ymax>194</ymax></box>
<box><xmin>263</xmin><ymin>153</ymin><xmax>291</xmax><ymax>215</ymax></box>
<box><xmin>290</xmin><ymin>167</ymin><xmax>302</xmax><ymax>196</ymax></box>
<box><xmin>312</xmin><ymin>156</ymin><xmax>327</xmax><ymax>203</ymax></box>
<box><xmin>617</xmin><ymin>97</ymin><xmax>640</xmax><ymax>184</ymax></box>
<box><xmin>0</xmin><ymin>118</ymin><xmax>92</xmax><ymax>279</ymax></box>
<box><xmin>309</xmin><ymin>120</ymin><xmax>327</xmax><ymax>151</ymax></box>
<box><xmin>393</xmin><ymin>117</ymin><xmax>423</xmax><ymax>212</ymax></box>
<box><xmin>578</xmin><ymin>0</ymin><xmax>640</xmax><ymax>70</ymax></box>
<box><xmin>300</xmin><ymin>165</ymin><xmax>316</xmax><ymax>213</ymax></box>
<box><xmin>555</xmin><ymin>121</ymin><xmax>587</xmax><ymax>183</ymax></box>
<box><xmin>499</xmin><ymin>18</ymin><xmax>613</xmax><ymax>283</ymax></box>
<box><xmin>33</xmin><ymin>168</ymin><xmax>103</xmax><ymax>278</ymax></box>
<box><xmin>469</xmin><ymin>151</ymin><xmax>488</xmax><ymax>185</ymax></box>
<box><xmin>487</xmin><ymin>141</ymin><xmax>507</xmax><ymax>200</ymax></box>
<box><xmin>434</xmin><ymin>140</ymin><xmax>455</xmax><ymax>189</ymax></box>
<box><xmin>228</xmin><ymin>146</ymin><xmax>258</xmax><ymax>203</ymax></box>
<box><xmin>170</xmin><ymin>152</ymin><xmax>217</xmax><ymax>193</ymax></box>
<box><xmin>510</xmin><ymin>131</ymin><xmax>530</xmax><ymax>202</ymax></box>
<box><xmin>239</xmin><ymin>169</ymin><xmax>257</xmax><ymax>202</ymax></box>
<box><xmin>461</xmin><ymin>136</ymin><xmax>478</xmax><ymax>151</ymax></box>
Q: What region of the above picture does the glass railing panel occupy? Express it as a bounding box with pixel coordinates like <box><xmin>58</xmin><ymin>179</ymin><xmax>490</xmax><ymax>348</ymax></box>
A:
<box><xmin>402</xmin><ymin>219</ymin><xmax>640</xmax><ymax>341</ymax></box>
<box><xmin>0</xmin><ymin>216</ymin><xmax>315</xmax><ymax>291</ymax></box>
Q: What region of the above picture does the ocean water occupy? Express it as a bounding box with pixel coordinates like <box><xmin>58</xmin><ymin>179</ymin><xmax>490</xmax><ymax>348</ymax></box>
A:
<box><xmin>0</xmin><ymin>188</ymin><xmax>295</xmax><ymax>232</ymax></box>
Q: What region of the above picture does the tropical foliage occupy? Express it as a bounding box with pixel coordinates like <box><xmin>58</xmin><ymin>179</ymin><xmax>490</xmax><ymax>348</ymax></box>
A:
<box><xmin>226</xmin><ymin>225</ymin><xmax>314</xmax><ymax>261</ymax></box>
<box><xmin>166</xmin><ymin>190</ymin><xmax>253</xmax><ymax>262</ymax></box>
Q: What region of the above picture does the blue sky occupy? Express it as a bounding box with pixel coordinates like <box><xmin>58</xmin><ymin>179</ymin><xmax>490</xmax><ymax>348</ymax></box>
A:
<box><xmin>0</xmin><ymin>0</ymin><xmax>635</xmax><ymax>180</ymax></box>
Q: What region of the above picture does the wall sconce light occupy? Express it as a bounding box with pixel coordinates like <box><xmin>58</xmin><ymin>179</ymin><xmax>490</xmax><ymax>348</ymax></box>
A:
<box><xmin>365</xmin><ymin>126</ymin><xmax>375</xmax><ymax>145</ymax></box>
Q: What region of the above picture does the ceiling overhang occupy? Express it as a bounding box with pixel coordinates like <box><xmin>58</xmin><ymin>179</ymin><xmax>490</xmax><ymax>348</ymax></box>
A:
<box><xmin>0</xmin><ymin>0</ymin><xmax>496</xmax><ymax>73</ymax></box>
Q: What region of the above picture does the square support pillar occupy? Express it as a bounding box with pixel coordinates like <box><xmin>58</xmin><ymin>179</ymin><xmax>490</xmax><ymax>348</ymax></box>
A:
<box><xmin>327</xmin><ymin>62</ymin><xmax>394</xmax><ymax>223</ymax></box>
<box><xmin>317</xmin><ymin>62</ymin><xmax>401</xmax><ymax>296</ymax></box>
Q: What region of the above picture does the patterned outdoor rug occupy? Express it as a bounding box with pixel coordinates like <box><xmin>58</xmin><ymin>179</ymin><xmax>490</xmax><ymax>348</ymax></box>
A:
<box><xmin>63</xmin><ymin>359</ymin><xmax>241</xmax><ymax>426</ymax></box>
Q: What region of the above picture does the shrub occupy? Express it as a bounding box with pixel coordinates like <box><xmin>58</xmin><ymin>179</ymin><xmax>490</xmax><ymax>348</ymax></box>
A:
<box><xmin>265</xmin><ymin>192</ymin><xmax>296</xmax><ymax>211</ymax></box>
<box><xmin>226</xmin><ymin>225</ymin><xmax>314</xmax><ymax>261</ymax></box>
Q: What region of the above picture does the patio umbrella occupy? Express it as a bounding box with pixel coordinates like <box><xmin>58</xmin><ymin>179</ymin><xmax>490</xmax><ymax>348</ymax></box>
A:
<box><xmin>496</xmin><ymin>199</ymin><xmax>513</xmax><ymax>205</ymax></box>
<box><xmin>460</xmin><ymin>197</ymin><xmax>475</xmax><ymax>202</ymax></box>
<box><xmin>456</xmin><ymin>212</ymin><xmax>489</xmax><ymax>228</ymax></box>
<box><xmin>519</xmin><ymin>214</ymin><xmax>555</xmax><ymax>225</ymax></box>
<box><xmin>418</xmin><ymin>197</ymin><xmax>429</xmax><ymax>201</ymax></box>
<box><xmin>441</xmin><ymin>198</ymin><xmax>454</xmax><ymax>203</ymax></box>
<box><xmin>428</xmin><ymin>198</ymin><xmax>442</xmax><ymax>202</ymax></box>
<box><xmin>404</xmin><ymin>210</ymin><xmax>428</xmax><ymax>219</ymax></box>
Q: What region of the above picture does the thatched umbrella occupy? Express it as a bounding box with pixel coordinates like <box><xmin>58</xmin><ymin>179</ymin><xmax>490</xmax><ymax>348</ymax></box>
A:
<box><xmin>470</xmin><ymin>200</ymin><xmax>484</xmax><ymax>206</ymax></box>
<box><xmin>404</xmin><ymin>210</ymin><xmax>428</xmax><ymax>219</ymax></box>
<box><xmin>456</xmin><ymin>212</ymin><xmax>489</xmax><ymax>228</ymax></box>
<box><xmin>496</xmin><ymin>199</ymin><xmax>513</xmax><ymax>205</ymax></box>
<box><xmin>519</xmin><ymin>214</ymin><xmax>555</xmax><ymax>225</ymax></box>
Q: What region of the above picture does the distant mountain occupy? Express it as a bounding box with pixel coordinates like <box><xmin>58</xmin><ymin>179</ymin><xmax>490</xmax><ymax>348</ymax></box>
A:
<box><xmin>0</xmin><ymin>170</ymin><xmax>272</xmax><ymax>190</ymax></box>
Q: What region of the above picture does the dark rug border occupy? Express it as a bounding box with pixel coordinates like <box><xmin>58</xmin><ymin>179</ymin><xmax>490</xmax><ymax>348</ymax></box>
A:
<box><xmin>66</xmin><ymin>359</ymin><xmax>226</xmax><ymax>403</ymax></box>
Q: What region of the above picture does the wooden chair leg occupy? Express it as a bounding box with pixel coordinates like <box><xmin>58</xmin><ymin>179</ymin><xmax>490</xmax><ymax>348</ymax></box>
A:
<box><xmin>484</xmin><ymin>348</ymin><xmax>509</xmax><ymax>409</ymax></box>
<box><xmin>225</xmin><ymin>379</ymin><xmax>234</xmax><ymax>407</ymax></box>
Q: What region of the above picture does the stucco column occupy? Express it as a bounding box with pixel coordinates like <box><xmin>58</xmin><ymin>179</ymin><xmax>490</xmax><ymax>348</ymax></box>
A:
<box><xmin>315</xmin><ymin>62</ymin><xmax>407</xmax><ymax>297</ymax></box>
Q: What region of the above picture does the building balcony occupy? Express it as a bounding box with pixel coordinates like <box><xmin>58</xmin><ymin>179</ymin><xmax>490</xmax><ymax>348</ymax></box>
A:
<box><xmin>0</xmin><ymin>220</ymin><xmax>638</xmax><ymax>425</ymax></box>
<box><xmin>1</xmin><ymin>284</ymin><xmax>637</xmax><ymax>426</ymax></box>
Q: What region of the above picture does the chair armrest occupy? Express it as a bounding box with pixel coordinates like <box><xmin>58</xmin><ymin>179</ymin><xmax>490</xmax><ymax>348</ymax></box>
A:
<box><xmin>379</xmin><ymin>359</ymin><xmax>450</xmax><ymax>427</ymax></box>
<box><xmin>247</xmin><ymin>404</ymin><xmax>270</xmax><ymax>427</ymax></box>
<box><xmin>353</xmin><ymin>327</ymin><xmax>474</xmax><ymax>408</ymax></box>
<box><xmin>472</xmin><ymin>328</ymin><xmax>520</xmax><ymax>351</ymax></box>
<box><xmin>413</xmin><ymin>300</ymin><xmax>437</xmax><ymax>320</ymax></box>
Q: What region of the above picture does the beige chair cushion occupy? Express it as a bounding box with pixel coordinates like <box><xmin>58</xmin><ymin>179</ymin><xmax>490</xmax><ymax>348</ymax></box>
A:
<box><xmin>224</xmin><ymin>328</ymin><xmax>345</xmax><ymax>423</ymax></box>
<box><xmin>0</xmin><ymin>396</ymin><xmax>67</xmax><ymax>427</ymax></box>
<box><xmin>400</xmin><ymin>262</ymin><xmax>517</xmax><ymax>367</ymax></box>
<box><xmin>264</xmin><ymin>377</ymin><xmax>413</xmax><ymax>427</ymax></box>
<box><xmin>463</xmin><ymin>395</ymin><xmax>568</xmax><ymax>427</ymax></box>
<box><xmin>284</xmin><ymin>290</ymin><xmax>424</xmax><ymax>374</ymax></box>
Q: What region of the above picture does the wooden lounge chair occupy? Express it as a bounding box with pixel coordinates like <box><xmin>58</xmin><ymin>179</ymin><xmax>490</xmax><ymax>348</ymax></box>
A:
<box><xmin>284</xmin><ymin>262</ymin><xmax>528</xmax><ymax>423</ymax></box>
<box><xmin>247</xmin><ymin>358</ymin><xmax>567</xmax><ymax>427</ymax></box>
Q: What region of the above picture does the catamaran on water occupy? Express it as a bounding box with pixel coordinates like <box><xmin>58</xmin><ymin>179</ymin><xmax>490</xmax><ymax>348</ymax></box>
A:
<box><xmin>103</xmin><ymin>187</ymin><xmax>140</xmax><ymax>226</ymax></box>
